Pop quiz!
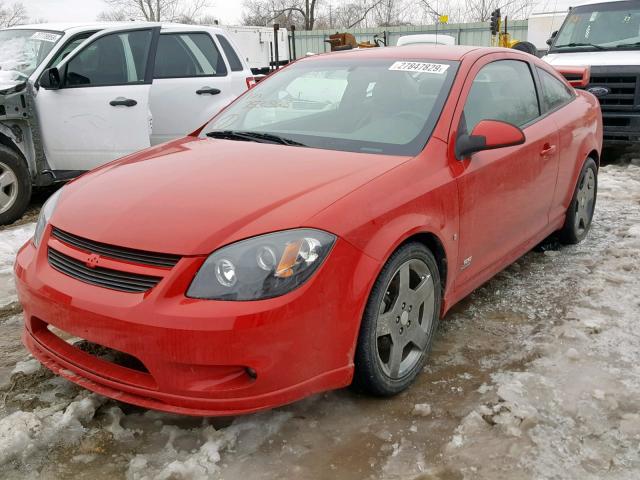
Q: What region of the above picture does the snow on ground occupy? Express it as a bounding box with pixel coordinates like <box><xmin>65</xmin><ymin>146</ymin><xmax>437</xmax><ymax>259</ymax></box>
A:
<box><xmin>0</xmin><ymin>223</ymin><xmax>34</xmax><ymax>308</ymax></box>
<box><xmin>0</xmin><ymin>163</ymin><xmax>638</xmax><ymax>479</ymax></box>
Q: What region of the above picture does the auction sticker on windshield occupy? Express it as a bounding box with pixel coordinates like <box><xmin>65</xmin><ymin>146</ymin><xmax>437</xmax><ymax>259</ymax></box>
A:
<box><xmin>30</xmin><ymin>32</ymin><xmax>61</xmax><ymax>43</ymax></box>
<box><xmin>389</xmin><ymin>61</ymin><xmax>449</xmax><ymax>74</ymax></box>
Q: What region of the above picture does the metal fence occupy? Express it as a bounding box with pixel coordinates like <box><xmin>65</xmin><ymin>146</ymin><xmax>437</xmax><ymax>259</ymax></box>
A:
<box><xmin>291</xmin><ymin>20</ymin><xmax>528</xmax><ymax>56</ymax></box>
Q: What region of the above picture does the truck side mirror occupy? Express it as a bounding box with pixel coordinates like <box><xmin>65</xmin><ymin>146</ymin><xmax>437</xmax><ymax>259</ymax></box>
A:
<box><xmin>39</xmin><ymin>67</ymin><xmax>61</xmax><ymax>90</ymax></box>
<box><xmin>546</xmin><ymin>30</ymin><xmax>558</xmax><ymax>46</ymax></box>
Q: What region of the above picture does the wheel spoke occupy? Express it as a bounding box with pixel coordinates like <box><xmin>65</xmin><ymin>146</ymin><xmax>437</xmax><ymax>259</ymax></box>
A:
<box><xmin>410</xmin><ymin>327</ymin><xmax>429</xmax><ymax>351</ymax></box>
<box><xmin>388</xmin><ymin>339</ymin><xmax>404</xmax><ymax>377</ymax></box>
<box><xmin>376</xmin><ymin>310</ymin><xmax>395</xmax><ymax>337</ymax></box>
<box><xmin>0</xmin><ymin>170</ymin><xmax>16</xmax><ymax>189</ymax></box>
<box><xmin>399</xmin><ymin>263</ymin><xmax>410</xmax><ymax>294</ymax></box>
<box><xmin>0</xmin><ymin>189</ymin><xmax>11</xmax><ymax>207</ymax></box>
<box><xmin>411</xmin><ymin>274</ymin><xmax>433</xmax><ymax>307</ymax></box>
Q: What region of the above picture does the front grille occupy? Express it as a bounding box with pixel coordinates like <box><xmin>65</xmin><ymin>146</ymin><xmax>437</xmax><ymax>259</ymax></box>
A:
<box><xmin>51</xmin><ymin>227</ymin><xmax>180</xmax><ymax>268</ymax></box>
<box><xmin>589</xmin><ymin>74</ymin><xmax>637</xmax><ymax>107</ymax></box>
<box><xmin>48</xmin><ymin>248</ymin><xmax>162</xmax><ymax>293</ymax></box>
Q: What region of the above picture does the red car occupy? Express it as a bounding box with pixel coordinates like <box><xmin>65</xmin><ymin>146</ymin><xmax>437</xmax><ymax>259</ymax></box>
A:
<box><xmin>14</xmin><ymin>46</ymin><xmax>602</xmax><ymax>416</ymax></box>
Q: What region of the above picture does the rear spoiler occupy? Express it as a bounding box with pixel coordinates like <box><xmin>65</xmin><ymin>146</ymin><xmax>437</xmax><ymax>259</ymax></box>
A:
<box><xmin>553</xmin><ymin>65</ymin><xmax>590</xmax><ymax>88</ymax></box>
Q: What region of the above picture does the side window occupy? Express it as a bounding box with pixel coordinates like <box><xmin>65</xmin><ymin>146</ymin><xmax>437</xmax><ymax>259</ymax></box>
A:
<box><xmin>48</xmin><ymin>32</ymin><xmax>96</xmax><ymax>67</ymax></box>
<box><xmin>216</xmin><ymin>34</ymin><xmax>244</xmax><ymax>72</ymax></box>
<box><xmin>154</xmin><ymin>33</ymin><xmax>228</xmax><ymax>78</ymax></box>
<box><xmin>537</xmin><ymin>67</ymin><xmax>575</xmax><ymax>111</ymax></box>
<box><xmin>463</xmin><ymin>60</ymin><xmax>540</xmax><ymax>130</ymax></box>
<box><xmin>65</xmin><ymin>30</ymin><xmax>152</xmax><ymax>87</ymax></box>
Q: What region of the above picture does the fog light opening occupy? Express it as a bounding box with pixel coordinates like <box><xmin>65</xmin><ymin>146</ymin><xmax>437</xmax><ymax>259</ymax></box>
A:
<box><xmin>245</xmin><ymin>367</ymin><xmax>257</xmax><ymax>379</ymax></box>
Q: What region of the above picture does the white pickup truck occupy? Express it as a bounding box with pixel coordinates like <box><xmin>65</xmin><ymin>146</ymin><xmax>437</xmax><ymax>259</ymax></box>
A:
<box><xmin>544</xmin><ymin>0</ymin><xmax>640</xmax><ymax>147</ymax></box>
<box><xmin>0</xmin><ymin>22</ymin><xmax>254</xmax><ymax>224</ymax></box>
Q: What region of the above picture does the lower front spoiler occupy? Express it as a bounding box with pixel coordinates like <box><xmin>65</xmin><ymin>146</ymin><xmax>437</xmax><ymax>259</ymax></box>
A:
<box><xmin>24</xmin><ymin>328</ymin><xmax>353</xmax><ymax>417</ymax></box>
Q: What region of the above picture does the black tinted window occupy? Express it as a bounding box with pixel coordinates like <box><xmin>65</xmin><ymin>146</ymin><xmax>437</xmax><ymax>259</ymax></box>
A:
<box><xmin>154</xmin><ymin>33</ymin><xmax>227</xmax><ymax>78</ymax></box>
<box><xmin>537</xmin><ymin>67</ymin><xmax>574</xmax><ymax>111</ymax></box>
<box><xmin>464</xmin><ymin>60</ymin><xmax>540</xmax><ymax>130</ymax></box>
<box><xmin>65</xmin><ymin>30</ymin><xmax>152</xmax><ymax>87</ymax></box>
<box><xmin>216</xmin><ymin>34</ymin><xmax>244</xmax><ymax>71</ymax></box>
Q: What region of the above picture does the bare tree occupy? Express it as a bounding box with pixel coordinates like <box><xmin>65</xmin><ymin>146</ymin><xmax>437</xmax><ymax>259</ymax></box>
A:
<box><xmin>463</xmin><ymin>0</ymin><xmax>535</xmax><ymax>22</ymax></box>
<box><xmin>242</xmin><ymin>0</ymin><xmax>386</xmax><ymax>29</ymax></box>
<box><xmin>0</xmin><ymin>1</ymin><xmax>26</xmax><ymax>28</ymax></box>
<box><xmin>100</xmin><ymin>0</ymin><xmax>210</xmax><ymax>23</ymax></box>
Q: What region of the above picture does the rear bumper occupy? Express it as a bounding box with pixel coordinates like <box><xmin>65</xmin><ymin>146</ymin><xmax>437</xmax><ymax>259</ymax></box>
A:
<box><xmin>15</xmin><ymin>231</ymin><xmax>379</xmax><ymax>416</ymax></box>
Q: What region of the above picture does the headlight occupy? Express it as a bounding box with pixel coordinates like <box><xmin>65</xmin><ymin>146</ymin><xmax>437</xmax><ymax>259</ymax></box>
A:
<box><xmin>33</xmin><ymin>188</ymin><xmax>63</xmax><ymax>248</ymax></box>
<box><xmin>187</xmin><ymin>229</ymin><xmax>336</xmax><ymax>301</ymax></box>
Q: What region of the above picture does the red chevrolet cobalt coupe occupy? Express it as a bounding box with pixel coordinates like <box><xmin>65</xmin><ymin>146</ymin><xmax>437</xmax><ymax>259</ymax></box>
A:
<box><xmin>15</xmin><ymin>46</ymin><xmax>601</xmax><ymax>416</ymax></box>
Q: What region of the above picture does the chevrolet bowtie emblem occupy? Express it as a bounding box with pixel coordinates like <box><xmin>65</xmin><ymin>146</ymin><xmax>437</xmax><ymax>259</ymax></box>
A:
<box><xmin>86</xmin><ymin>253</ymin><xmax>100</xmax><ymax>268</ymax></box>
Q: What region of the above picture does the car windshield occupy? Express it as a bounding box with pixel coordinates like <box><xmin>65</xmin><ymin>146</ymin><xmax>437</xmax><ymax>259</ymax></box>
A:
<box><xmin>552</xmin><ymin>2</ymin><xmax>640</xmax><ymax>51</ymax></box>
<box><xmin>202</xmin><ymin>57</ymin><xmax>459</xmax><ymax>156</ymax></box>
<box><xmin>0</xmin><ymin>29</ymin><xmax>62</xmax><ymax>85</ymax></box>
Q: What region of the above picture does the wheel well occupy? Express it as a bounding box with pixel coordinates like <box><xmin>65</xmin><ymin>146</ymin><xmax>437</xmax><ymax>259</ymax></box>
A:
<box><xmin>399</xmin><ymin>232</ymin><xmax>448</xmax><ymax>291</ymax></box>
<box><xmin>0</xmin><ymin>132</ymin><xmax>23</xmax><ymax>159</ymax></box>
<box><xmin>588</xmin><ymin>149</ymin><xmax>600</xmax><ymax>167</ymax></box>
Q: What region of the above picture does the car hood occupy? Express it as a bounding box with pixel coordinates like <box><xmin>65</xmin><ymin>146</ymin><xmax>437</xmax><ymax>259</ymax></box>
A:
<box><xmin>53</xmin><ymin>137</ymin><xmax>409</xmax><ymax>255</ymax></box>
<box><xmin>544</xmin><ymin>50</ymin><xmax>640</xmax><ymax>66</ymax></box>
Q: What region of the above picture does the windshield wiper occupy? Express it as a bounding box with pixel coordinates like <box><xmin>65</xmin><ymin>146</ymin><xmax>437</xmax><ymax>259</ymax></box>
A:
<box><xmin>553</xmin><ymin>42</ymin><xmax>606</xmax><ymax>50</ymax></box>
<box><xmin>206</xmin><ymin>130</ymin><xmax>306</xmax><ymax>147</ymax></box>
<box><xmin>614</xmin><ymin>41</ymin><xmax>640</xmax><ymax>48</ymax></box>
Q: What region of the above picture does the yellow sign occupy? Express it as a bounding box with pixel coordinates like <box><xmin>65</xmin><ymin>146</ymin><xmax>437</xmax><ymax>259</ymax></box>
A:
<box><xmin>439</xmin><ymin>15</ymin><xmax>448</xmax><ymax>24</ymax></box>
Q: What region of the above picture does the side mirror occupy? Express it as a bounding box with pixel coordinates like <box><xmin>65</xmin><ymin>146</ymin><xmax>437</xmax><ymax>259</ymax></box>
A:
<box><xmin>39</xmin><ymin>67</ymin><xmax>61</xmax><ymax>90</ymax></box>
<box><xmin>455</xmin><ymin>119</ymin><xmax>525</xmax><ymax>160</ymax></box>
<box><xmin>546</xmin><ymin>30</ymin><xmax>558</xmax><ymax>46</ymax></box>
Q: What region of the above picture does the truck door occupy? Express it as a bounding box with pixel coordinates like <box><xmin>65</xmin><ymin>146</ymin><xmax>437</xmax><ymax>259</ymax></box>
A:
<box><xmin>36</xmin><ymin>26</ymin><xmax>160</xmax><ymax>172</ymax></box>
<box><xmin>149</xmin><ymin>30</ymin><xmax>239</xmax><ymax>145</ymax></box>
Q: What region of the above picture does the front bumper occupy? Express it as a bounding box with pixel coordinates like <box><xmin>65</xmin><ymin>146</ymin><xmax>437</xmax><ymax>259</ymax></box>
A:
<box><xmin>14</xmin><ymin>228</ymin><xmax>379</xmax><ymax>416</ymax></box>
<box><xmin>601</xmin><ymin>111</ymin><xmax>640</xmax><ymax>145</ymax></box>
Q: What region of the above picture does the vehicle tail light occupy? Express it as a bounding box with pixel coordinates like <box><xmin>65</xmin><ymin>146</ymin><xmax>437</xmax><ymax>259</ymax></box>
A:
<box><xmin>246</xmin><ymin>77</ymin><xmax>257</xmax><ymax>89</ymax></box>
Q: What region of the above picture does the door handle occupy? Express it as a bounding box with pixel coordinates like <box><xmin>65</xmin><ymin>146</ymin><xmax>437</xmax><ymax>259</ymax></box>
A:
<box><xmin>109</xmin><ymin>98</ymin><xmax>137</xmax><ymax>107</ymax></box>
<box><xmin>196</xmin><ymin>87</ymin><xmax>221</xmax><ymax>95</ymax></box>
<box><xmin>540</xmin><ymin>144</ymin><xmax>557</xmax><ymax>156</ymax></box>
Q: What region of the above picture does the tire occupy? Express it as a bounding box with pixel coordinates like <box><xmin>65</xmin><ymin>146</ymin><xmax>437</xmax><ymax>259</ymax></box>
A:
<box><xmin>559</xmin><ymin>157</ymin><xmax>598</xmax><ymax>245</ymax></box>
<box><xmin>353</xmin><ymin>242</ymin><xmax>441</xmax><ymax>396</ymax></box>
<box><xmin>0</xmin><ymin>145</ymin><xmax>31</xmax><ymax>226</ymax></box>
<box><xmin>511</xmin><ymin>41</ymin><xmax>538</xmax><ymax>56</ymax></box>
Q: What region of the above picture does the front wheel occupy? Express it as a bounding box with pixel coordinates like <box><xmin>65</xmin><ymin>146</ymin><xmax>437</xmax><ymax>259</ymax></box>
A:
<box><xmin>559</xmin><ymin>157</ymin><xmax>597</xmax><ymax>244</ymax></box>
<box><xmin>0</xmin><ymin>145</ymin><xmax>32</xmax><ymax>226</ymax></box>
<box><xmin>353</xmin><ymin>242</ymin><xmax>441</xmax><ymax>396</ymax></box>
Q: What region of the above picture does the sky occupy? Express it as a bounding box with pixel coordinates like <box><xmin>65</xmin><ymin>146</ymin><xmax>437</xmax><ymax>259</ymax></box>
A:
<box><xmin>23</xmin><ymin>0</ymin><xmax>245</xmax><ymax>24</ymax></box>
<box><xmin>22</xmin><ymin>0</ymin><xmax>585</xmax><ymax>25</ymax></box>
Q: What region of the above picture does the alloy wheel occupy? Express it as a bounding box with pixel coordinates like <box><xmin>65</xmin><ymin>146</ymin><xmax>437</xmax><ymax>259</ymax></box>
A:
<box><xmin>375</xmin><ymin>258</ymin><xmax>435</xmax><ymax>378</ymax></box>
<box><xmin>0</xmin><ymin>161</ymin><xmax>18</xmax><ymax>215</ymax></box>
<box><xmin>575</xmin><ymin>168</ymin><xmax>596</xmax><ymax>236</ymax></box>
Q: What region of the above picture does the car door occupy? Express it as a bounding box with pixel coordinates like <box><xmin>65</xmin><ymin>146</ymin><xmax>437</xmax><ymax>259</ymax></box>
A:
<box><xmin>36</xmin><ymin>25</ymin><xmax>160</xmax><ymax>171</ymax></box>
<box><xmin>451</xmin><ymin>55</ymin><xmax>560</xmax><ymax>292</ymax></box>
<box><xmin>149</xmin><ymin>29</ymin><xmax>238</xmax><ymax>145</ymax></box>
<box><xmin>535</xmin><ymin>66</ymin><xmax>583</xmax><ymax>223</ymax></box>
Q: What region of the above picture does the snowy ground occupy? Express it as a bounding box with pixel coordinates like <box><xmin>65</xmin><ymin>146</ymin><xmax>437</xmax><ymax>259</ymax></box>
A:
<box><xmin>0</xmin><ymin>161</ymin><xmax>638</xmax><ymax>479</ymax></box>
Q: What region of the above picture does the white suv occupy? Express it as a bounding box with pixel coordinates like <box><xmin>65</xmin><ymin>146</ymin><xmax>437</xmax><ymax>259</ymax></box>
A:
<box><xmin>0</xmin><ymin>22</ymin><xmax>254</xmax><ymax>224</ymax></box>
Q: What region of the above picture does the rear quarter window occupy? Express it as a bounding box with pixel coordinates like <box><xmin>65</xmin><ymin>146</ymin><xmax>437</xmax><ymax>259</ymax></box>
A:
<box><xmin>216</xmin><ymin>34</ymin><xmax>244</xmax><ymax>72</ymax></box>
<box><xmin>537</xmin><ymin>67</ymin><xmax>575</xmax><ymax>111</ymax></box>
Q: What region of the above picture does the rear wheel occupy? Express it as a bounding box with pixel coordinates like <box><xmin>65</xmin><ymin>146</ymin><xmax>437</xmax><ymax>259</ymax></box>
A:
<box><xmin>559</xmin><ymin>157</ymin><xmax>597</xmax><ymax>244</ymax></box>
<box><xmin>353</xmin><ymin>242</ymin><xmax>441</xmax><ymax>396</ymax></box>
<box><xmin>0</xmin><ymin>145</ymin><xmax>31</xmax><ymax>226</ymax></box>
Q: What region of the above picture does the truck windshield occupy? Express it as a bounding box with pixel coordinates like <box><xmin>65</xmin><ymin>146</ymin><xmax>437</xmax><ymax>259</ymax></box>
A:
<box><xmin>552</xmin><ymin>2</ymin><xmax>640</xmax><ymax>51</ymax></box>
<box><xmin>0</xmin><ymin>29</ymin><xmax>62</xmax><ymax>85</ymax></box>
<box><xmin>202</xmin><ymin>57</ymin><xmax>459</xmax><ymax>156</ymax></box>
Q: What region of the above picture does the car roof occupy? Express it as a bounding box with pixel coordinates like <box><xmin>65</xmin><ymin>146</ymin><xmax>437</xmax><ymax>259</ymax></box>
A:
<box><xmin>5</xmin><ymin>22</ymin><xmax>228</xmax><ymax>34</ymax></box>
<box><xmin>308</xmin><ymin>44</ymin><xmax>511</xmax><ymax>62</ymax></box>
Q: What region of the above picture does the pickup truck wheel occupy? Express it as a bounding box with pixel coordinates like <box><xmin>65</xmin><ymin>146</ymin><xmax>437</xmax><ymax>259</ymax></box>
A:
<box><xmin>0</xmin><ymin>145</ymin><xmax>31</xmax><ymax>226</ymax></box>
<box><xmin>559</xmin><ymin>157</ymin><xmax>597</xmax><ymax>244</ymax></box>
<box><xmin>353</xmin><ymin>242</ymin><xmax>441</xmax><ymax>396</ymax></box>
